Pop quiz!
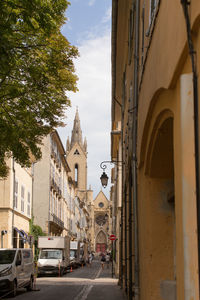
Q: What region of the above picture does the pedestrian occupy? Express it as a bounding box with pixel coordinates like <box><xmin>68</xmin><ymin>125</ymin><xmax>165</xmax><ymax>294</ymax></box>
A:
<box><xmin>86</xmin><ymin>253</ymin><xmax>89</xmax><ymax>267</ymax></box>
<box><xmin>101</xmin><ymin>253</ymin><xmax>105</xmax><ymax>269</ymax></box>
<box><xmin>88</xmin><ymin>252</ymin><xmax>92</xmax><ymax>267</ymax></box>
<box><xmin>105</xmin><ymin>253</ymin><xmax>110</xmax><ymax>269</ymax></box>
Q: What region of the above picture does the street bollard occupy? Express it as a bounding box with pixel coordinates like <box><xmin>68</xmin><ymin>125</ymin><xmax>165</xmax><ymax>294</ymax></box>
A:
<box><xmin>58</xmin><ymin>262</ymin><xmax>60</xmax><ymax>277</ymax></box>
<box><xmin>33</xmin><ymin>262</ymin><xmax>40</xmax><ymax>291</ymax></box>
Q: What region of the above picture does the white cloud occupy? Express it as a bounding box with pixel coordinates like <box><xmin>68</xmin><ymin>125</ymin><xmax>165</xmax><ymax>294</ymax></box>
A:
<box><xmin>88</xmin><ymin>0</ymin><xmax>95</xmax><ymax>6</ymax></box>
<box><xmin>102</xmin><ymin>7</ymin><xmax>112</xmax><ymax>23</ymax></box>
<box><xmin>58</xmin><ymin>30</ymin><xmax>111</xmax><ymax>198</ymax></box>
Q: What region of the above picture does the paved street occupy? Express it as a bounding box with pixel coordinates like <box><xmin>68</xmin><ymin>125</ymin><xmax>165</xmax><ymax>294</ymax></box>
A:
<box><xmin>0</xmin><ymin>258</ymin><xmax>127</xmax><ymax>300</ymax></box>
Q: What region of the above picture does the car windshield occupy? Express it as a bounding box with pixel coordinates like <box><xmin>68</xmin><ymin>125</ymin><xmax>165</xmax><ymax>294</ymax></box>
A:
<box><xmin>70</xmin><ymin>250</ymin><xmax>75</xmax><ymax>257</ymax></box>
<box><xmin>40</xmin><ymin>250</ymin><xmax>62</xmax><ymax>259</ymax></box>
<box><xmin>0</xmin><ymin>250</ymin><xmax>16</xmax><ymax>264</ymax></box>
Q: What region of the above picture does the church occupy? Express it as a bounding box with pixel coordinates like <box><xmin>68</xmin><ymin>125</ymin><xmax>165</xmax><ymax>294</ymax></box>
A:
<box><xmin>66</xmin><ymin>108</ymin><xmax>112</xmax><ymax>254</ymax></box>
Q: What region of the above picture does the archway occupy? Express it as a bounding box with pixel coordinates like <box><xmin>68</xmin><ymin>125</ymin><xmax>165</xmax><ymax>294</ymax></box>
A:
<box><xmin>141</xmin><ymin>114</ymin><xmax>176</xmax><ymax>300</ymax></box>
<box><xmin>96</xmin><ymin>230</ymin><xmax>107</xmax><ymax>253</ymax></box>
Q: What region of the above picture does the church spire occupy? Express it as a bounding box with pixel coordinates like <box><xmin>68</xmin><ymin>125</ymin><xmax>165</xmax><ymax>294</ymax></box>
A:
<box><xmin>71</xmin><ymin>107</ymin><xmax>83</xmax><ymax>148</ymax></box>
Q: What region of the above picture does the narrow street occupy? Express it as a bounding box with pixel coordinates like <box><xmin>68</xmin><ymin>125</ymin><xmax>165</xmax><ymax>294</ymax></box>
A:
<box><xmin>1</xmin><ymin>258</ymin><xmax>127</xmax><ymax>300</ymax></box>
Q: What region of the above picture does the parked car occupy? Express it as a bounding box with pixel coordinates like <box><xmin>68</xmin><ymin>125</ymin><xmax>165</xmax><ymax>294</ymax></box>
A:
<box><xmin>0</xmin><ymin>248</ymin><xmax>34</xmax><ymax>297</ymax></box>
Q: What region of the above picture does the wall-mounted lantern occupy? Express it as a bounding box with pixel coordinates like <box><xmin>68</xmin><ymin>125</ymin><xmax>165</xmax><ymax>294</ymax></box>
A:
<box><xmin>100</xmin><ymin>161</ymin><xmax>123</xmax><ymax>188</ymax></box>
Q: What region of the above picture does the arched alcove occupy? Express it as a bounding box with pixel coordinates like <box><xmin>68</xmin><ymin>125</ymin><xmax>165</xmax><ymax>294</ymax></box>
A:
<box><xmin>141</xmin><ymin>114</ymin><xmax>176</xmax><ymax>299</ymax></box>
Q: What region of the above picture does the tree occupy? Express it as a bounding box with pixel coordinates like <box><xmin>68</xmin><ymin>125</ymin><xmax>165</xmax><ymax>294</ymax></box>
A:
<box><xmin>0</xmin><ymin>0</ymin><xmax>79</xmax><ymax>177</ymax></box>
<box><xmin>29</xmin><ymin>217</ymin><xmax>46</xmax><ymax>259</ymax></box>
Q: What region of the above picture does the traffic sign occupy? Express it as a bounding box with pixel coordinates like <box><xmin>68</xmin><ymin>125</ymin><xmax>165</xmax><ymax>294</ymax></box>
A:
<box><xmin>109</xmin><ymin>234</ymin><xmax>117</xmax><ymax>241</ymax></box>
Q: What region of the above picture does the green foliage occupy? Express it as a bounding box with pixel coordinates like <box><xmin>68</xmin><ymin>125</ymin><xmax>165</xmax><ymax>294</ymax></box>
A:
<box><xmin>29</xmin><ymin>217</ymin><xmax>46</xmax><ymax>259</ymax></box>
<box><xmin>0</xmin><ymin>0</ymin><xmax>79</xmax><ymax>177</ymax></box>
<box><xmin>29</xmin><ymin>217</ymin><xmax>46</xmax><ymax>242</ymax></box>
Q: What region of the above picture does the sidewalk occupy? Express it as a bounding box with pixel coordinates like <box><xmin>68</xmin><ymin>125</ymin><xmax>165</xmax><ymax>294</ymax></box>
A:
<box><xmin>97</xmin><ymin>261</ymin><xmax>115</xmax><ymax>278</ymax></box>
<box><xmin>86</xmin><ymin>259</ymin><xmax>127</xmax><ymax>300</ymax></box>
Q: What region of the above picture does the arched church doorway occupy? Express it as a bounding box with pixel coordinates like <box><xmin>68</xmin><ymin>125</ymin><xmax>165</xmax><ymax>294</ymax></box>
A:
<box><xmin>96</xmin><ymin>230</ymin><xmax>107</xmax><ymax>253</ymax></box>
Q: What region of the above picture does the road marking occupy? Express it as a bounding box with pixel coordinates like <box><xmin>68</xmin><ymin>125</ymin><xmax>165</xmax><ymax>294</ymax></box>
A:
<box><xmin>95</xmin><ymin>266</ymin><xmax>102</xmax><ymax>278</ymax></box>
<box><xmin>74</xmin><ymin>285</ymin><xmax>93</xmax><ymax>300</ymax></box>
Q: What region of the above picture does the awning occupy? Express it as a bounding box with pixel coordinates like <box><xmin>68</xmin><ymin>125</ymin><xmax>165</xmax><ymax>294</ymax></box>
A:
<box><xmin>20</xmin><ymin>229</ymin><xmax>28</xmax><ymax>239</ymax></box>
<box><xmin>13</xmin><ymin>227</ymin><xmax>27</xmax><ymax>242</ymax></box>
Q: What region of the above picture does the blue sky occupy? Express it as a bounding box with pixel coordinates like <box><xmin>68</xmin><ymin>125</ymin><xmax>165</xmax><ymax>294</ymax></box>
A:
<box><xmin>58</xmin><ymin>0</ymin><xmax>112</xmax><ymax>198</ymax></box>
<box><xmin>62</xmin><ymin>0</ymin><xmax>111</xmax><ymax>46</ymax></box>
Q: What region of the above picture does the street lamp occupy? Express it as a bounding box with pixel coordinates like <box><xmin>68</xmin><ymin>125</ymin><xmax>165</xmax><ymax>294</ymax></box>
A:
<box><xmin>100</xmin><ymin>161</ymin><xmax>123</xmax><ymax>188</ymax></box>
<box><xmin>100</xmin><ymin>171</ymin><xmax>109</xmax><ymax>188</ymax></box>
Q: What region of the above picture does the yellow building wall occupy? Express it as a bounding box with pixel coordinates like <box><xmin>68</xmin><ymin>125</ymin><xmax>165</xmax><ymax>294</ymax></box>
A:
<box><xmin>111</xmin><ymin>0</ymin><xmax>200</xmax><ymax>299</ymax></box>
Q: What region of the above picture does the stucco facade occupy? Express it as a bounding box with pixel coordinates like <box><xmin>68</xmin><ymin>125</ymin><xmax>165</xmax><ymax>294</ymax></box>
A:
<box><xmin>0</xmin><ymin>158</ymin><xmax>32</xmax><ymax>248</ymax></box>
<box><xmin>33</xmin><ymin>131</ymin><xmax>72</xmax><ymax>236</ymax></box>
<box><xmin>111</xmin><ymin>0</ymin><xmax>200</xmax><ymax>299</ymax></box>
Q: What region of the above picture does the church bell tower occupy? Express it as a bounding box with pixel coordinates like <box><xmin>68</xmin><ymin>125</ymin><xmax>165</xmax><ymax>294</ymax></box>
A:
<box><xmin>66</xmin><ymin>108</ymin><xmax>87</xmax><ymax>190</ymax></box>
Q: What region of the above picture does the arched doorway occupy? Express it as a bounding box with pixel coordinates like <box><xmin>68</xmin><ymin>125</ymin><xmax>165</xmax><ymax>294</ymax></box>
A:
<box><xmin>96</xmin><ymin>230</ymin><xmax>107</xmax><ymax>253</ymax></box>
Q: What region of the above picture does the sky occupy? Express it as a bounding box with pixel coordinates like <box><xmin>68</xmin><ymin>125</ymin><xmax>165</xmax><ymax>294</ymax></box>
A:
<box><xmin>57</xmin><ymin>0</ymin><xmax>112</xmax><ymax>199</ymax></box>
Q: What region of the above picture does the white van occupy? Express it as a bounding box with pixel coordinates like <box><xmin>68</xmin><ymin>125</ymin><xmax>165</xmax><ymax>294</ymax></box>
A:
<box><xmin>0</xmin><ymin>248</ymin><xmax>34</xmax><ymax>297</ymax></box>
<box><xmin>37</xmin><ymin>236</ymin><xmax>70</xmax><ymax>276</ymax></box>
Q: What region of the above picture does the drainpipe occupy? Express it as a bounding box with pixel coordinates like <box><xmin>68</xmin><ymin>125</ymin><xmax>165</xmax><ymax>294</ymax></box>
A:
<box><xmin>132</xmin><ymin>0</ymin><xmax>140</xmax><ymax>299</ymax></box>
<box><xmin>120</xmin><ymin>199</ymin><xmax>124</xmax><ymax>287</ymax></box>
<box><xmin>31</xmin><ymin>163</ymin><xmax>35</xmax><ymax>220</ymax></box>
<box><xmin>181</xmin><ymin>0</ymin><xmax>200</xmax><ymax>290</ymax></box>
<box><xmin>128</xmin><ymin>173</ymin><xmax>133</xmax><ymax>299</ymax></box>
<box><xmin>121</xmin><ymin>69</ymin><xmax>128</xmax><ymax>293</ymax></box>
<box><xmin>12</xmin><ymin>158</ymin><xmax>15</xmax><ymax>248</ymax></box>
<box><xmin>125</xmin><ymin>187</ymin><xmax>128</xmax><ymax>294</ymax></box>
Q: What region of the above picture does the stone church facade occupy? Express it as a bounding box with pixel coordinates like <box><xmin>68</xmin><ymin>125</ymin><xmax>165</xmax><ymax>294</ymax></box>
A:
<box><xmin>66</xmin><ymin>108</ymin><xmax>112</xmax><ymax>254</ymax></box>
<box><xmin>92</xmin><ymin>191</ymin><xmax>112</xmax><ymax>253</ymax></box>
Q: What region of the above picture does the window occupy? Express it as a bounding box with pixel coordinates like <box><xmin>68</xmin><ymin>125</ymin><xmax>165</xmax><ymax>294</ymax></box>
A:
<box><xmin>27</xmin><ymin>192</ymin><xmax>31</xmax><ymax>216</ymax></box>
<box><xmin>54</xmin><ymin>197</ymin><xmax>57</xmax><ymax>216</ymax></box>
<box><xmin>59</xmin><ymin>176</ymin><xmax>61</xmax><ymax>190</ymax></box>
<box><xmin>96</xmin><ymin>215</ymin><xmax>106</xmax><ymax>226</ymax></box>
<box><xmin>22</xmin><ymin>250</ymin><xmax>31</xmax><ymax>263</ymax></box>
<box><xmin>99</xmin><ymin>202</ymin><xmax>104</xmax><ymax>208</ymax></box>
<box><xmin>50</xmin><ymin>164</ymin><xmax>54</xmax><ymax>180</ymax></box>
<box><xmin>21</xmin><ymin>186</ymin><xmax>25</xmax><ymax>212</ymax></box>
<box><xmin>74</xmin><ymin>149</ymin><xmax>80</xmax><ymax>155</ymax></box>
<box><xmin>52</xmin><ymin>194</ymin><xmax>54</xmax><ymax>214</ymax></box>
<box><xmin>75</xmin><ymin>164</ymin><xmax>78</xmax><ymax>187</ymax></box>
<box><xmin>70</xmin><ymin>219</ymin><xmax>72</xmax><ymax>231</ymax></box>
<box><xmin>58</xmin><ymin>200</ymin><xmax>61</xmax><ymax>219</ymax></box>
<box><xmin>14</xmin><ymin>180</ymin><xmax>18</xmax><ymax>209</ymax></box>
<box><xmin>13</xmin><ymin>229</ymin><xmax>17</xmax><ymax>248</ymax></box>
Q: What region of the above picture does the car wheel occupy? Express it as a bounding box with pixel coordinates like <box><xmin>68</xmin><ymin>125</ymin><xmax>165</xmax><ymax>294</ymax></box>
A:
<box><xmin>11</xmin><ymin>280</ymin><xmax>17</xmax><ymax>297</ymax></box>
<box><xmin>26</xmin><ymin>276</ymin><xmax>34</xmax><ymax>291</ymax></box>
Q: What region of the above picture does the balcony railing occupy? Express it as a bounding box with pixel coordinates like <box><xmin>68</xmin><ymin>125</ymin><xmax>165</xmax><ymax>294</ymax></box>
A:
<box><xmin>51</xmin><ymin>179</ymin><xmax>62</xmax><ymax>197</ymax></box>
<box><xmin>50</xmin><ymin>213</ymin><xmax>64</xmax><ymax>229</ymax></box>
